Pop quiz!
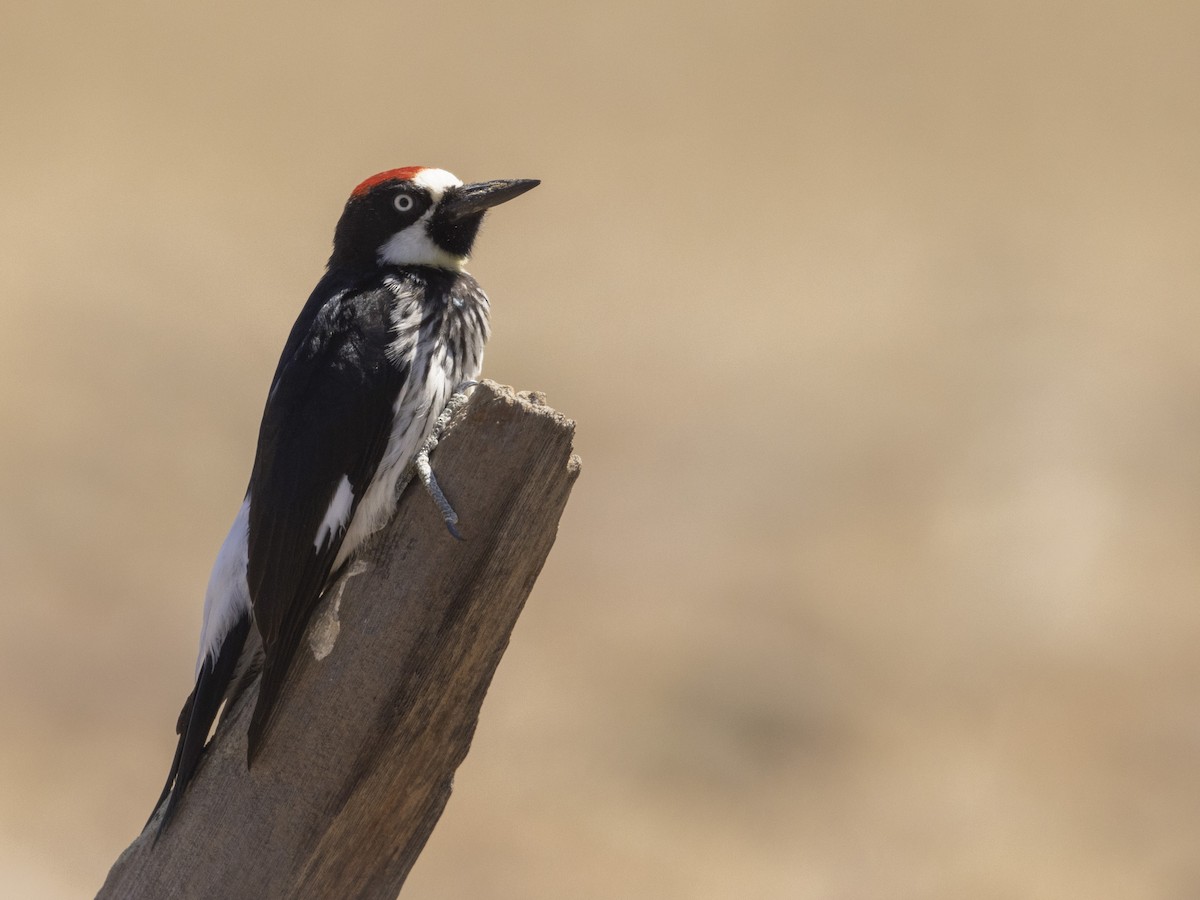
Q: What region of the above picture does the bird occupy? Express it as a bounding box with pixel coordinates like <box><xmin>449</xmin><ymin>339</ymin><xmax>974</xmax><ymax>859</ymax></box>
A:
<box><xmin>147</xmin><ymin>166</ymin><xmax>539</xmax><ymax>837</ymax></box>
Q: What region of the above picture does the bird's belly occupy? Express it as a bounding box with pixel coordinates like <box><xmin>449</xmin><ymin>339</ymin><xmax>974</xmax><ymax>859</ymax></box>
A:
<box><xmin>333</xmin><ymin>354</ymin><xmax>474</xmax><ymax>570</ymax></box>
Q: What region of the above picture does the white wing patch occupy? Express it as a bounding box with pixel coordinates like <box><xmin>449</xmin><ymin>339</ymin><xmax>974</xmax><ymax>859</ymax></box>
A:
<box><xmin>315</xmin><ymin>475</ymin><xmax>355</xmax><ymax>552</ymax></box>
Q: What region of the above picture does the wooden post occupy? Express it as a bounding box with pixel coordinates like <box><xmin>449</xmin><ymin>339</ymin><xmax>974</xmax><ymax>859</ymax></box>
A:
<box><xmin>98</xmin><ymin>381</ymin><xmax>580</xmax><ymax>899</ymax></box>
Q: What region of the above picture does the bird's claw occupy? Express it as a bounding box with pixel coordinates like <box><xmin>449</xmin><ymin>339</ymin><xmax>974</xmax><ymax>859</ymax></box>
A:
<box><xmin>413</xmin><ymin>384</ymin><xmax>477</xmax><ymax>540</ymax></box>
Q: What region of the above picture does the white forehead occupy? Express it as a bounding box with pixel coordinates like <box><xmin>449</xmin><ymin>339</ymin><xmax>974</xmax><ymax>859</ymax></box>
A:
<box><xmin>411</xmin><ymin>168</ymin><xmax>463</xmax><ymax>198</ymax></box>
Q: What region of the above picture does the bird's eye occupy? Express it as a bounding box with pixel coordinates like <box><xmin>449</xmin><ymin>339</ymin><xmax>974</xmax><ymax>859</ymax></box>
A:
<box><xmin>394</xmin><ymin>193</ymin><xmax>416</xmax><ymax>213</ymax></box>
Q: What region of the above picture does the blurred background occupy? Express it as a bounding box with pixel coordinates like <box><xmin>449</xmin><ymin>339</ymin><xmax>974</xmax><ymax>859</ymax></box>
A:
<box><xmin>2</xmin><ymin>1</ymin><xmax>1200</xmax><ymax>897</ymax></box>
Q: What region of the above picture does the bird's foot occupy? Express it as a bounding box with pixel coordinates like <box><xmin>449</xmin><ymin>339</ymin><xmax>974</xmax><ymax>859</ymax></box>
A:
<box><xmin>414</xmin><ymin>382</ymin><xmax>477</xmax><ymax>540</ymax></box>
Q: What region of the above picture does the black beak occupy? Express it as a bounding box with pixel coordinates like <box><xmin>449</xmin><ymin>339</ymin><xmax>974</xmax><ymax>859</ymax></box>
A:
<box><xmin>441</xmin><ymin>179</ymin><xmax>540</xmax><ymax>222</ymax></box>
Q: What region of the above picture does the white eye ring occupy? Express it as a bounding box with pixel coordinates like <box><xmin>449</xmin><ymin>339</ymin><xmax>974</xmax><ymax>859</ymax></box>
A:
<box><xmin>394</xmin><ymin>193</ymin><xmax>415</xmax><ymax>213</ymax></box>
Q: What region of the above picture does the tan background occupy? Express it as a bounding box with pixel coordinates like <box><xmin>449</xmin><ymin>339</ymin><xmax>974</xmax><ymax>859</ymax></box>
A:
<box><xmin>3</xmin><ymin>2</ymin><xmax>1200</xmax><ymax>897</ymax></box>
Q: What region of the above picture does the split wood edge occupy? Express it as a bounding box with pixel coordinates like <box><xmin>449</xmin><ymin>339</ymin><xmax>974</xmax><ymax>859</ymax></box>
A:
<box><xmin>98</xmin><ymin>380</ymin><xmax>580</xmax><ymax>900</ymax></box>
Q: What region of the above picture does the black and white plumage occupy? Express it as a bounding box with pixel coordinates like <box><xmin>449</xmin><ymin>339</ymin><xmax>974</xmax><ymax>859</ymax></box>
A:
<box><xmin>149</xmin><ymin>166</ymin><xmax>538</xmax><ymax>835</ymax></box>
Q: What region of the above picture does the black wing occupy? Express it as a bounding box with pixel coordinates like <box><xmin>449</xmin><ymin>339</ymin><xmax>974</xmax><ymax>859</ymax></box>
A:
<box><xmin>245</xmin><ymin>281</ymin><xmax>407</xmax><ymax>762</ymax></box>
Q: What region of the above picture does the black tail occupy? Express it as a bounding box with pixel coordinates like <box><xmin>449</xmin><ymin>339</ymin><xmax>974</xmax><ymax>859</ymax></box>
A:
<box><xmin>148</xmin><ymin>611</ymin><xmax>252</xmax><ymax>840</ymax></box>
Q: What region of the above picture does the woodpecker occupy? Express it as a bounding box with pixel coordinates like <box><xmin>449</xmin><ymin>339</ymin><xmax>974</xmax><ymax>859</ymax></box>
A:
<box><xmin>149</xmin><ymin>167</ymin><xmax>539</xmax><ymax>835</ymax></box>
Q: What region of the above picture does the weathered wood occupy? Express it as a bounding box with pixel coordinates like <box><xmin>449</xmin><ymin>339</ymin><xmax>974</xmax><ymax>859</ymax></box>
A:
<box><xmin>98</xmin><ymin>381</ymin><xmax>580</xmax><ymax>900</ymax></box>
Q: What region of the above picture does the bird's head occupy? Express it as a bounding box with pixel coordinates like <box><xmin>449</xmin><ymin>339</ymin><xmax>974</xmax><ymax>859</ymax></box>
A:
<box><xmin>329</xmin><ymin>167</ymin><xmax>539</xmax><ymax>272</ymax></box>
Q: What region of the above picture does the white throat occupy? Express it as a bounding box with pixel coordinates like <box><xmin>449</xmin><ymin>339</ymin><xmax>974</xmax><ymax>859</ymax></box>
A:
<box><xmin>378</xmin><ymin>168</ymin><xmax>468</xmax><ymax>271</ymax></box>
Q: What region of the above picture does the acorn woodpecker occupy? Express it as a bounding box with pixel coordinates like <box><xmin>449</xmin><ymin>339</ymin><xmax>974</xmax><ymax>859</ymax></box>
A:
<box><xmin>149</xmin><ymin>167</ymin><xmax>539</xmax><ymax>835</ymax></box>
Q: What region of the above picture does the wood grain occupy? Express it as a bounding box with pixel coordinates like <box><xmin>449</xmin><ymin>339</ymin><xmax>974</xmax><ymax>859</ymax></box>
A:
<box><xmin>98</xmin><ymin>381</ymin><xmax>580</xmax><ymax>899</ymax></box>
